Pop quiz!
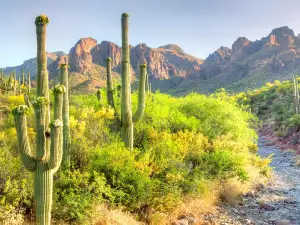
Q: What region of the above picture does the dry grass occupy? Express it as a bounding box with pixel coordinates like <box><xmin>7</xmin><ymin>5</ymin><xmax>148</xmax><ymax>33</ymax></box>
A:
<box><xmin>89</xmin><ymin>204</ymin><xmax>143</xmax><ymax>225</ymax></box>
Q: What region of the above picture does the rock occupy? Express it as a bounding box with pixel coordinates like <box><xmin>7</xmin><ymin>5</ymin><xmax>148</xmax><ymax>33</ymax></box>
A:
<box><xmin>260</xmin><ymin>202</ymin><xmax>276</xmax><ymax>211</ymax></box>
<box><xmin>231</xmin><ymin>37</ymin><xmax>252</xmax><ymax>60</ymax></box>
<box><xmin>177</xmin><ymin>219</ymin><xmax>189</xmax><ymax>225</ymax></box>
<box><xmin>284</xmin><ymin>197</ymin><xmax>296</xmax><ymax>204</ymax></box>
<box><xmin>246</xmin><ymin>190</ymin><xmax>256</xmax><ymax>197</ymax></box>
<box><xmin>243</xmin><ymin>219</ymin><xmax>253</xmax><ymax>224</ymax></box>
<box><xmin>275</xmin><ymin>219</ymin><xmax>291</xmax><ymax>225</ymax></box>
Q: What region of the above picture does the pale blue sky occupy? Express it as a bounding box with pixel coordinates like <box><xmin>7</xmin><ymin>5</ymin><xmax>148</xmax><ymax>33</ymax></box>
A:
<box><xmin>0</xmin><ymin>0</ymin><xmax>300</xmax><ymax>67</ymax></box>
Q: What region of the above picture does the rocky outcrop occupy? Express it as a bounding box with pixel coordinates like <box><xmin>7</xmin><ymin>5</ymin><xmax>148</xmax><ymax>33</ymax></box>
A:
<box><xmin>231</xmin><ymin>37</ymin><xmax>252</xmax><ymax>60</ymax></box>
<box><xmin>70</xmin><ymin>39</ymin><xmax>203</xmax><ymax>81</ymax></box>
<box><xmin>68</xmin><ymin>38</ymin><xmax>97</xmax><ymax>73</ymax></box>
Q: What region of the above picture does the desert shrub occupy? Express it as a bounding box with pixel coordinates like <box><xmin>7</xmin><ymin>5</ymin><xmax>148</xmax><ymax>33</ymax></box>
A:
<box><xmin>53</xmin><ymin>170</ymin><xmax>112</xmax><ymax>223</ymax></box>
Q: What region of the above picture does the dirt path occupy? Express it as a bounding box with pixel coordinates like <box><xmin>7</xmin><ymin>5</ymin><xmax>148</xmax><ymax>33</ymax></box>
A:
<box><xmin>198</xmin><ymin>136</ymin><xmax>300</xmax><ymax>225</ymax></box>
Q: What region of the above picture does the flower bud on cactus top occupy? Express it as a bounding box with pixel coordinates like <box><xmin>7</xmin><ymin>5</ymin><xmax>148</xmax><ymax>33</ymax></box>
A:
<box><xmin>12</xmin><ymin>105</ymin><xmax>29</xmax><ymax>115</ymax></box>
<box><xmin>35</xmin><ymin>14</ymin><xmax>50</xmax><ymax>26</ymax></box>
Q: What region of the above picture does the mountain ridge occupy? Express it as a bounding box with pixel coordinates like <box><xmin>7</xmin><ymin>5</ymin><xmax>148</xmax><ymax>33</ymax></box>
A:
<box><xmin>2</xmin><ymin>26</ymin><xmax>300</xmax><ymax>94</ymax></box>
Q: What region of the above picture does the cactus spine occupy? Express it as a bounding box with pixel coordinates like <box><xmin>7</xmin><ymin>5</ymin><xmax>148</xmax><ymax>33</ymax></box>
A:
<box><xmin>106</xmin><ymin>57</ymin><xmax>115</xmax><ymax>109</ymax></box>
<box><xmin>13</xmin><ymin>15</ymin><xmax>64</xmax><ymax>225</ymax></box>
<box><xmin>60</xmin><ymin>64</ymin><xmax>71</xmax><ymax>168</ymax></box>
<box><xmin>293</xmin><ymin>75</ymin><xmax>300</xmax><ymax>114</ymax></box>
<box><xmin>120</xmin><ymin>13</ymin><xmax>146</xmax><ymax>150</ymax></box>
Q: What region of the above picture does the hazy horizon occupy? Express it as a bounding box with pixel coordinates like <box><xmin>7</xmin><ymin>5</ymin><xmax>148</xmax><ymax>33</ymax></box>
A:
<box><xmin>1</xmin><ymin>0</ymin><xmax>300</xmax><ymax>68</ymax></box>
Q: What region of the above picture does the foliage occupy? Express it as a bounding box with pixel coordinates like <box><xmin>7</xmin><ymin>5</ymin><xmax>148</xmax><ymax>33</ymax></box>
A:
<box><xmin>0</xmin><ymin>90</ymin><xmax>268</xmax><ymax>223</ymax></box>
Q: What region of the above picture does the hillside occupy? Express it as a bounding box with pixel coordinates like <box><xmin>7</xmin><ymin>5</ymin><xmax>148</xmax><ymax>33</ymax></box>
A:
<box><xmin>2</xmin><ymin>26</ymin><xmax>300</xmax><ymax>95</ymax></box>
<box><xmin>174</xmin><ymin>26</ymin><xmax>300</xmax><ymax>95</ymax></box>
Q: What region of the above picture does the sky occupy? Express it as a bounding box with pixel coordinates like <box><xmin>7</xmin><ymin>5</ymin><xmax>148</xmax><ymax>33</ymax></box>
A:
<box><xmin>0</xmin><ymin>0</ymin><xmax>300</xmax><ymax>68</ymax></box>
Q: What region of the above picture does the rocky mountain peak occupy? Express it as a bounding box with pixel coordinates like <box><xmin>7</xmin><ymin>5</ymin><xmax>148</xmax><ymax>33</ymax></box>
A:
<box><xmin>231</xmin><ymin>37</ymin><xmax>252</xmax><ymax>60</ymax></box>
<box><xmin>69</xmin><ymin>37</ymin><xmax>98</xmax><ymax>73</ymax></box>
<box><xmin>159</xmin><ymin>44</ymin><xmax>184</xmax><ymax>53</ymax></box>
<box><xmin>271</xmin><ymin>26</ymin><xmax>295</xmax><ymax>37</ymax></box>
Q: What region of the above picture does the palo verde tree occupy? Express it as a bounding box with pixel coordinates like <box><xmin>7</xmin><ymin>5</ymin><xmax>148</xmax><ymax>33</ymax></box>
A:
<box><xmin>120</xmin><ymin>13</ymin><xmax>147</xmax><ymax>150</ymax></box>
<box><xmin>13</xmin><ymin>14</ymin><xmax>65</xmax><ymax>225</ymax></box>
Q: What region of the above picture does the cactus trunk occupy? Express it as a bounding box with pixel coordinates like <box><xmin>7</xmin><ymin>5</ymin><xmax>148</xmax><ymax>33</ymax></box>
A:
<box><xmin>13</xmin><ymin>15</ymin><xmax>64</xmax><ymax>225</ymax></box>
<box><xmin>106</xmin><ymin>57</ymin><xmax>115</xmax><ymax>109</ymax></box>
<box><xmin>60</xmin><ymin>64</ymin><xmax>70</xmax><ymax>168</ymax></box>
<box><xmin>120</xmin><ymin>13</ymin><xmax>146</xmax><ymax>150</ymax></box>
<box><xmin>13</xmin><ymin>72</ymin><xmax>16</xmax><ymax>95</ymax></box>
<box><xmin>28</xmin><ymin>71</ymin><xmax>31</xmax><ymax>93</ymax></box>
<box><xmin>293</xmin><ymin>75</ymin><xmax>299</xmax><ymax>114</ymax></box>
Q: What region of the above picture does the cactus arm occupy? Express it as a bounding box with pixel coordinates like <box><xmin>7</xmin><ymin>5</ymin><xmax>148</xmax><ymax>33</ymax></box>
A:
<box><xmin>133</xmin><ymin>64</ymin><xmax>146</xmax><ymax>122</ymax></box>
<box><xmin>60</xmin><ymin>64</ymin><xmax>71</xmax><ymax>168</ymax></box>
<box><xmin>48</xmin><ymin>86</ymin><xmax>64</xmax><ymax>172</ymax></box>
<box><xmin>13</xmin><ymin>106</ymin><xmax>37</xmax><ymax>172</ymax></box>
<box><xmin>33</xmin><ymin>97</ymin><xmax>49</xmax><ymax>162</ymax></box>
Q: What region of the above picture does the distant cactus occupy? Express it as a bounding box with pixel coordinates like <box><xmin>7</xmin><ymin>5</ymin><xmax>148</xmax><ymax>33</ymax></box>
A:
<box><xmin>60</xmin><ymin>64</ymin><xmax>71</xmax><ymax>168</ymax></box>
<box><xmin>27</xmin><ymin>71</ymin><xmax>31</xmax><ymax>93</ymax></box>
<box><xmin>13</xmin><ymin>15</ymin><xmax>63</xmax><ymax>225</ymax></box>
<box><xmin>96</xmin><ymin>89</ymin><xmax>102</xmax><ymax>102</ymax></box>
<box><xmin>120</xmin><ymin>13</ymin><xmax>147</xmax><ymax>150</ymax></box>
<box><xmin>18</xmin><ymin>75</ymin><xmax>21</xmax><ymax>95</ymax></box>
<box><xmin>293</xmin><ymin>75</ymin><xmax>299</xmax><ymax>114</ymax></box>
<box><xmin>13</xmin><ymin>72</ymin><xmax>16</xmax><ymax>95</ymax></box>
<box><xmin>106</xmin><ymin>57</ymin><xmax>115</xmax><ymax>109</ymax></box>
<box><xmin>22</xmin><ymin>70</ymin><xmax>25</xmax><ymax>85</ymax></box>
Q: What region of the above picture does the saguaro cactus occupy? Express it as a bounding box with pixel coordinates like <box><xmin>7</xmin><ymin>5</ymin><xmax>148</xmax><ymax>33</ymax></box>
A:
<box><xmin>22</xmin><ymin>70</ymin><xmax>25</xmax><ymax>85</ymax></box>
<box><xmin>96</xmin><ymin>89</ymin><xmax>102</xmax><ymax>102</ymax></box>
<box><xmin>13</xmin><ymin>15</ymin><xmax>64</xmax><ymax>225</ymax></box>
<box><xmin>120</xmin><ymin>13</ymin><xmax>146</xmax><ymax>150</ymax></box>
<box><xmin>28</xmin><ymin>71</ymin><xmax>31</xmax><ymax>93</ymax></box>
<box><xmin>13</xmin><ymin>72</ymin><xmax>16</xmax><ymax>96</ymax></box>
<box><xmin>106</xmin><ymin>57</ymin><xmax>115</xmax><ymax>109</ymax></box>
<box><xmin>293</xmin><ymin>75</ymin><xmax>300</xmax><ymax>114</ymax></box>
<box><xmin>60</xmin><ymin>64</ymin><xmax>70</xmax><ymax>168</ymax></box>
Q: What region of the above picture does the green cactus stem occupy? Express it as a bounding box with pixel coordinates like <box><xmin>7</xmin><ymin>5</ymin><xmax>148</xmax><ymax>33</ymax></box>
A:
<box><xmin>106</xmin><ymin>57</ymin><xmax>116</xmax><ymax>109</ymax></box>
<box><xmin>59</xmin><ymin>64</ymin><xmax>71</xmax><ymax>168</ymax></box>
<box><xmin>22</xmin><ymin>70</ymin><xmax>25</xmax><ymax>85</ymax></box>
<box><xmin>120</xmin><ymin>13</ymin><xmax>147</xmax><ymax>150</ymax></box>
<box><xmin>28</xmin><ymin>71</ymin><xmax>31</xmax><ymax>93</ymax></box>
<box><xmin>293</xmin><ymin>75</ymin><xmax>299</xmax><ymax>114</ymax></box>
<box><xmin>18</xmin><ymin>75</ymin><xmax>21</xmax><ymax>95</ymax></box>
<box><xmin>13</xmin><ymin>72</ymin><xmax>16</xmax><ymax>95</ymax></box>
<box><xmin>13</xmin><ymin>15</ymin><xmax>64</xmax><ymax>225</ymax></box>
<box><xmin>96</xmin><ymin>89</ymin><xmax>102</xmax><ymax>102</ymax></box>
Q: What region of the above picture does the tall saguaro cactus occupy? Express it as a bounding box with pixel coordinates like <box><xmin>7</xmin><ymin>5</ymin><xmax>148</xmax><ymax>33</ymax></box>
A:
<box><xmin>28</xmin><ymin>71</ymin><xmax>31</xmax><ymax>93</ymax></box>
<box><xmin>60</xmin><ymin>64</ymin><xmax>70</xmax><ymax>168</ymax></box>
<box><xmin>106</xmin><ymin>57</ymin><xmax>115</xmax><ymax>109</ymax></box>
<box><xmin>293</xmin><ymin>75</ymin><xmax>300</xmax><ymax>114</ymax></box>
<box><xmin>120</xmin><ymin>13</ymin><xmax>147</xmax><ymax>150</ymax></box>
<box><xmin>13</xmin><ymin>15</ymin><xmax>64</xmax><ymax>225</ymax></box>
<box><xmin>13</xmin><ymin>72</ymin><xmax>16</xmax><ymax>95</ymax></box>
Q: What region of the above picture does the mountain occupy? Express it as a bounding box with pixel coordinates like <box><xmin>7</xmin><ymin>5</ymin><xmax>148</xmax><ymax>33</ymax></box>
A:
<box><xmin>2</xmin><ymin>26</ymin><xmax>300</xmax><ymax>94</ymax></box>
<box><xmin>174</xmin><ymin>26</ymin><xmax>300</xmax><ymax>94</ymax></box>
